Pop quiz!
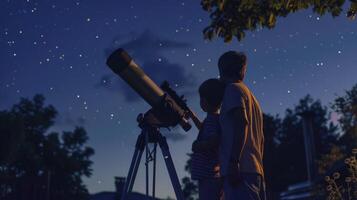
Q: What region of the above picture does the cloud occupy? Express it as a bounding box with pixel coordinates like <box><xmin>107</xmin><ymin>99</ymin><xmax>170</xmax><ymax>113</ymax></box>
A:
<box><xmin>101</xmin><ymin>30</ymin><xmax>196</xmax><ymax>102</ymax></box>
<box><xmin>96</xmin><ymin>73</ymin><xmax>140</xmax><ymax>101</ymax></box>
<box><xmin>104</xmin><ymin>30</ymin><xmax>190</xmax><ymax>61</ymax></box>
<box><xmin>56</xmin><ymin>112</ymin><xmax>87</xmax><ymax>127</ymax></box>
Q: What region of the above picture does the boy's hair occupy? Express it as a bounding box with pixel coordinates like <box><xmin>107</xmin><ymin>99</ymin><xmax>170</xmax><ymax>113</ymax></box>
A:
<box><xmin>218</xmin><ymin>51</ymin><xmax>247</xmax><ymax>80</ymax></box>
<box><xmin>199</xmin><ymin>79</ymin><xmax>225</xmax><ymax>108</ymax></box>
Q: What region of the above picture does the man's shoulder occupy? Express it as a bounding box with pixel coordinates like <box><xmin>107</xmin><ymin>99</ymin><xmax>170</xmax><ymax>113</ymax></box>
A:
<box><xmin>221</xmin><ymin>82</ymin><xmax>248</xmax><ymax>113</ymax></box>
<box><xmin>225</xmin><ymin>82</ymin><xmax>250</xmax><ymax>96</ymax></box>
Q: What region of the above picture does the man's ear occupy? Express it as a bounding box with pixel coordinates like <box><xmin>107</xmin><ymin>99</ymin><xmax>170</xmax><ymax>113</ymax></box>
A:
<box><xmin>242</xmin><ymin>64</ymin><xmax>248</xmax><ymax>79</ymax></box>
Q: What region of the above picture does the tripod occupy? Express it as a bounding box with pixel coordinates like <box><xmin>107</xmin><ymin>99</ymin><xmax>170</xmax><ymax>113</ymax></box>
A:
<box><xmin>121</xmin><ymin>112</ymin><xmax>185</xmax><ymax>200</ymax></box>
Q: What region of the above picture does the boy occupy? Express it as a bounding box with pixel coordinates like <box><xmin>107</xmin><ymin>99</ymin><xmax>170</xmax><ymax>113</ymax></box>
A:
<box><xmin>189</xmin><ymin>78</ymin><xmax>225</xmax><ymax>200</ymax></box>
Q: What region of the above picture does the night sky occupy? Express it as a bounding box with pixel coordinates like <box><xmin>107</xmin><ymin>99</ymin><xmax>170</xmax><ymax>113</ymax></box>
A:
<box><xmin>1</xmin><ymin>0</ymin><xmax>356</xmax><ymax>198</ymax></box>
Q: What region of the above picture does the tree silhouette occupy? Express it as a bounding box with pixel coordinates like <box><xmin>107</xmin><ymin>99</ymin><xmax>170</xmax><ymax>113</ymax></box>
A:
<box><xmin>0</xmin><ymin>95</ymin><xmax>94</xmax><ymax>200</ymax></box>
<box><xmin>181</xmin><ymin>153</ymin><xmax>198</xmax><ymax>200</ymax></box>
<box><xmin>269</xmin><ymin>95</ymin><xmax>338</xmax><ymax>198</ymax></box>
<box><xmin>262</xmin><ymin>114</ymin><xmax>281</xmax><ymax>199</ymax></box>
<box><xmin>201</xmin><ymin>0</ymin><xmax>357</xmax><ymax>42</ymax></box>
<box><xmin>333</xmin><ymin>83</ymin><xmax>357</xmax><ymax>154</ymax></box>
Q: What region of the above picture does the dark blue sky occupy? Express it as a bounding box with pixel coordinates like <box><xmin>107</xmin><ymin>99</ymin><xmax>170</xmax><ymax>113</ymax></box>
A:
<box><xmin>1</xmin><ymin>0</ymin><xmax>356</xmax><ymax>198</ymax></box>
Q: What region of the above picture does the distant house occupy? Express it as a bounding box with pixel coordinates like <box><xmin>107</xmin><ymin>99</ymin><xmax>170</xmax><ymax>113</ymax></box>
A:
<box><xmin>90</xmin><ymin>177</ymin><xmax>161</xmax><ymax>200</ymax></box>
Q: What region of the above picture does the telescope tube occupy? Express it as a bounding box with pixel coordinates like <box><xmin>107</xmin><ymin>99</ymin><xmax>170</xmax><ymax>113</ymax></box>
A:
<box><xmin>106</xmin><ymin>48</ymin><xmax>191</xmax><ymax>131</ymax></box>
<box><xmin>106</xmin><ymin>48</ymin><xmax>165</xmax><ymax>108</ymax></box>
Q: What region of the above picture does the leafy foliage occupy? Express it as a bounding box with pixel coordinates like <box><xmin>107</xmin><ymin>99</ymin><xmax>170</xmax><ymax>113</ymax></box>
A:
<box><xmin>201</xmin><ymin>0</ymin><xmax>357</xmax><ymax>42</ymax></box>
<box><xmin>0</xmin><ymin>95</ymin><xmax>94</xmax><ymax>200</ymax></box>
<box><xmin>181</xmin><ymin>153</ymin><xmax>198</xmax><ymax>200</ymax></box>
<box><xmin>324</xmin><ymin>149</ymin><xmax>357</xmax><ymax>200</ymax></box>
<box><xmin>333</xmin><ymin>84</ymin><xmax>357</xmax><ymax>153</ymax></box>
<box><xmin>263</xmin><ymin>95</ymin><xmax>339</xmax><ymax>198</ymax></box>
<box><xmin>261</xmin><ymin>114</ymin><xmax>281</xmax><ymax>198</ymax></box>
<box><xmin>181</xmin><ymin>176</ymin><xmax>198</xmax><ymax>200</ymax></box>
<box><xmin>317</xmin><ymin>145</ymin><xmax>344</xmax><ymax>175</ymax></box>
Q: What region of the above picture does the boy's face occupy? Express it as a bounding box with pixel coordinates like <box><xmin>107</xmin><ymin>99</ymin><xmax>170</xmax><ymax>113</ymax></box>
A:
<box><xmin>200</xmin><ymin>97</ymin><xmax>220</xmax><ymax>113</ymax></box>
<box><xmin>200</xmin><ymin>97</ymin><xmax>209</xmax><ymax>112</ymax></box>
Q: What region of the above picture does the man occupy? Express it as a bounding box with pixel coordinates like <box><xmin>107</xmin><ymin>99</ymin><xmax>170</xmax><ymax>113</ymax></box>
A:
<box><xmin>218</xmin><ymin>51</ymin><xmax>266</xmax><ymax>200</ymax></box>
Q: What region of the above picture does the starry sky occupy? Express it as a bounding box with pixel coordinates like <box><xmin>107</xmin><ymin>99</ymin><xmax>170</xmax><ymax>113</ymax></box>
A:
<box><xmin>1</xmin><ymin>0</ymin><xmax>356</xmax><ymax>198</ymax></box>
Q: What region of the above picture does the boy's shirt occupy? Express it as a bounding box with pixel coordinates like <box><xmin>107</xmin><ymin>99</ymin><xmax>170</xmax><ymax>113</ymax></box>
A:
<box><xmin>191</xmin><ymin>113</ymin><xmax>221</xmax><ymax>181</ymax></box>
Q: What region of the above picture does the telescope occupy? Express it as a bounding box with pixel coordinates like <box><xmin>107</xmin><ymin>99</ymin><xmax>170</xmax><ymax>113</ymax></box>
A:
<box><xmin>106</xmin><ymin>48</ymin><xmax>191</xmax><ymax>131</ymax></box>
<box><xmin>106</xmin><ymin>48</ymin><xmax>193</xmax><ymax>200</ymax></box>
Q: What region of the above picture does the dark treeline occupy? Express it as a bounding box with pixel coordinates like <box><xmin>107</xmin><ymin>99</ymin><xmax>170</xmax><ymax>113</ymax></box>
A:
<box><xmin>0</xmin><ymin>95</ymin><xmax>94</xmax><ymax>200</ymax></box>
<box><xmin>182</xmin><ymin>83</ymin><xmax>357</xmax><ymax>200</ymax></box>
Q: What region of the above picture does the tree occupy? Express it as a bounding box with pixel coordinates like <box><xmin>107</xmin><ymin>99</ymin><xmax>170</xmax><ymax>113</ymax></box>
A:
<box><xmin>0</xmin><ymin>95</ymin><xmax>94</xmax><ymax>200</ymax></box>
<box><xmin>317</xmin><ymin>83</ymin><xmax>357</xmax><ymax>199</ymax></box>
<box><xmin>0</xmin><ymin>111</ymin><xmax>25</xmax><ymax>164</ymax></box>
<box><xmin>181</xmin><ymin>153</ymin><xmax>198</xmax><ymax>200</ymax></box>
<box><xmin>295</xmin><ymin>95</ymin><xmax>339</xmax><ymax>158</ymax></box>
<box><xmin>201</xmin><ymin>0</ymin><xmax>357</xmax><ymax>42</ymax></box>
<box><xmin>333</xmin><ymin>83</ymin><xmax>357</xmax><ymax>154</ymax></box>
<box><xmin>262</xmin><ymin>114</ymin><xmax>281</xmax><ymax>199</ymax></box>
<box><xmin>270</xmin><ymin>95</ymin><xmax>338</xmax><ymax>195</ymax></box>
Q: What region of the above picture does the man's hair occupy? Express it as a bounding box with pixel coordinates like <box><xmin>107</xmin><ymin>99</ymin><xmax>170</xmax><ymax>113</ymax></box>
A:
<box><xmin>218</xmin><ymin>51</ymin><xmax>247</xmax><ymax>80</ymax></box>
<box><xmin>199</xmin><ymin>78</ymin><xmax>225</xmax><ymax>108</ymax></box>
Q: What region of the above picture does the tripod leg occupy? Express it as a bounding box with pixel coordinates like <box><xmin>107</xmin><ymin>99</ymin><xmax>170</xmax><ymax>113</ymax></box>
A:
<box><xmin>145</xmin><ymin>129</ymin><xmax>150</xmax><ymax>198</ymax></box>
<box><xmin>152</xmin><ymin>143</ymin><xmax>157</xmax><ymax>199</ymax></box>
<box><xmin>121</xmin><ymin>134</ymin><xmax>145</xmax><ymax>200</ymax></box>
<box><xmin>158</xmin><ymin>134</ymin><xmax>185</xmax><ymax>200</ymax></box>
<box><xmin>121</xmin><ymin>146</ymin><xmax>140</xmax><ymax>200</ymax></box>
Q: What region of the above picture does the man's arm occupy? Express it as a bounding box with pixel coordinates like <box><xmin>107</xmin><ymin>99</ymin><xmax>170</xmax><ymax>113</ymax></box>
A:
<box><xmin>226</xmin><ymin>107</ymin><xmax>248</xmax><ymax>185</ymax></box>
<box><xmin>230</xmin><ymin>107</ymin><xmax>248</xmax><ymax>165</ymax></box>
